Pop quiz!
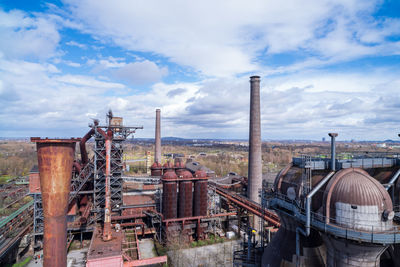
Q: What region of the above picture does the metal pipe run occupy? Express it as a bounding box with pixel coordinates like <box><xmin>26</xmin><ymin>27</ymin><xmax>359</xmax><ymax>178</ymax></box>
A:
<box><xmin>328</xmin><ymin>133</ymin><xmax>338</xmax><ymax>171</ymax></box>
<box><xmin>31</xmin><ymin>137</ymin><xmax>80</xmax><ymax>267</ymax></box>
<box><xmin>305</xmin><ymin>171</ymin><xmax>335</xmax><ymax>236</ymax></box>
<box><xmin>386</xmin><ymin>169</ymin><xmax>400</xmax><ymax>191</ymax></box>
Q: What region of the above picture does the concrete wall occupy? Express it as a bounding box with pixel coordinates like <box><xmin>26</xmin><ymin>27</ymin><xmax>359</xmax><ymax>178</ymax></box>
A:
<box><xmin>167</xmin><ymin>240</ymin><xmax>240</xmax><ymax>267</ymax></box>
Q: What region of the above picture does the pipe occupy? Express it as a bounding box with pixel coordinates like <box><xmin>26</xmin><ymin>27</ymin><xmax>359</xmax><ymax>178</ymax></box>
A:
<box><xmin>79</xmin><ymin>201</ymin><xmax>92</xmax><ymax>224</ymax></box>
<box><xmin>103</xmin><ymin>130</ymin><xmax>113</xmax><ymax>241</ymax></box>
<box><xmin>155</xmin><ymin>109</ymin><xmax>161</xmax><ymax>164</ymax></box>
<box><xmin>385</xmin><ymin>169</ymin><xmax>400</xmax><ymax>190</ymax></box>
<box><xmin>31</xmin><ymin>137</ymin><xmax>79</xmax><ymax>267</ymax></box>
<box><xmin>328</xmin><ymin>133</ymin><xmax>338</xmax><ymax>171</ymax></box>
<box><xmin>305</xmin><ymin>171</ymin><xmax>335</xmax><ymax>236</ymax></box>
<box><xmin>248</xmin><ymin>76</ymin><xmax>262</xmax><ymax>207</ymax></box>
<box><xmin>73</xmin><ymin>161</ymin><xmax>82</xmax><ymax>173</ymax></box>
<box><xmin>79</xmin><ymin>128</ymin><xmax>95</xmax><ymax>165</ymax></box>
<box><xmin>295</xmin><ymin>227</ymin><xmax>306</xmax><ymax>266</ymax></box>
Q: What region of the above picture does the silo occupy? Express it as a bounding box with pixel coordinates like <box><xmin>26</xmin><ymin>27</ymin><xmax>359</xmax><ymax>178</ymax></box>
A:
<box><xmin>322</xmin><ymin>168</ymin><xmax>393</xmax><ymax>267</ymax></box>
<box><xmin>31</xmin><ymin>137</ymin><xmax>79</xmax><ymax>267</ymax></box>
<box><xmin>178</xmin><ymin>170</ymin><xmax>193</xmax><ymax>218</ymax></box>
<box><xmin>150</xmin><ymin>162</ymin><xmax>162</xmax><ymax>176</ymax></box>
<box><xmin>175</xmin><ymin>158</ymin><xmax>185</xmax><ymax>177</ymax></box>
<box><xmin>193</xmin><ymin>170</ymin><xmax>208</xmax><ymax>216</ymax></box>
<box><xmin>162</xmin><ymin>167</ymin><xmax>178</xmax><ymax>219</ymax></box>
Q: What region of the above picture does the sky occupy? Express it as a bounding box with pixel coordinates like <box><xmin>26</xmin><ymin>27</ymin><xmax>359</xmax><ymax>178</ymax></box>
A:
<box><xmin>0</xmin><ymin>0</ymin><xmax>400</xmax><ymax>141</ymax></box>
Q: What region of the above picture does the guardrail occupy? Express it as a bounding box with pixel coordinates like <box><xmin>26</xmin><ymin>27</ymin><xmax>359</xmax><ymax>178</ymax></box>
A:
<box><xmin>266</xmin><ymin>192</ymin><xmax>400</xmax><ymax>244</ymax></box>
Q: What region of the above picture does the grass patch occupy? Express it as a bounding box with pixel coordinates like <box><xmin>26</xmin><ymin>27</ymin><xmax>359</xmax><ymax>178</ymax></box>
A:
<box><xmin>0</xmin><ymin>175</ymin><xmax>12</xmax><ymax>184</ymax></box>
<box><xmin>154</xmin><ymin>242</ymin><xmax>168</xmax><ymax>256</ymax></box>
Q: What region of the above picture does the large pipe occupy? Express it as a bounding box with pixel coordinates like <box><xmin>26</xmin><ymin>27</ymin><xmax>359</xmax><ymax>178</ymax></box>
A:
<box><xmin>155</xmin><ymin>109</ymin><xmax>161</xmax><ymax>164</ymax></box>
<box><xmin>79</xmin><ymin>128</ymin><xmax>94</xmax><ymax>165</ymax></box>
<box><xmin>103</xmin><ymin>130</ymin><xmax>113</xmax><ymax>241</ymax></box>
<box><xmin>31</xmin><ymin>137</ymin><xmax>80</xmax><ymax>267</ymax></box>
<box><xmin>328</xmin><ymin>133</ymin><xmax>338</xmax><ymax>171</ymax></box>
<box><xmin>248</xmin><ymin>76</ymin><xmax>262</xmax><ymax>205</ymax></box>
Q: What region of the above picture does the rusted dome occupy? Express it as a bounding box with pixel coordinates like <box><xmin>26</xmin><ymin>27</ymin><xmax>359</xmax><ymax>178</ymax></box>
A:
<box><xmin>323</xmin><ymin>168</ymin><xmax>393</xmax><ymax>231</ymax></box>
<box><xmin>181</xmin><ymin>170</ymin><xmax>193</xmax><ymax>179</ymax></box>
<box><xmin>150</xmin><ymin>162</ymin><xmax>162</xmax><ymax>168</ymax></box>
<box><xmin>163</xmin><ymin>161</ymin><xmax>174</xmax><ymax>169</ymax></box>
<box><xmin>162</xmin><ymin>169</ymin><xmax>177</xmax><ymax>180</ymax></box>
<box><xmin>195</xmin><ymin>170</ymin><xmax>207</xmax><ymax>178</ymax></box>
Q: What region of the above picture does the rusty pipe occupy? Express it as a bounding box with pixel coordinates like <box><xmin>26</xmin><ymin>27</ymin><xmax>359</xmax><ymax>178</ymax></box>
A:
<box><xmin>80</xmin><ymin>128</ymin><xmax>95</xmax><ymax>165</ymax></box>
<box><xmin>31</xmin><ymin>137</ymin><xmax>80</xmax><ymax>267</ymax></box>
<box><xmin>79</xmin><ymin>201</ymin><xmax>92</xmax><ymax>224</ymax></box>
<box><xmin>73</xmin><ymin>161</ymin><xmax>82</xmax><ymax>173</ymax></box>
<box><xmin>103</xmin><ymin>130</ymin><xmax>113</xmax><ymax>241</ymax></box>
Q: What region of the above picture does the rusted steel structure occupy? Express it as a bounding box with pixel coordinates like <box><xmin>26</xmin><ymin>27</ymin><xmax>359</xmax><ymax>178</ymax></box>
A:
<box><xmin>178</xmin><ymin>170</ymin><xmax>193</xmax><ymax>218</ymax></box>
<box><xmin>31</xmin><ymin>137</ymin><xmax>80</xmax><ymax>267</ymax></box>
<box><xmin>193</xmin><ymin>170</ymin><xmax>208</xmax><ymax>217</ymax></box>
<box><xmin>154</xmin><ymin>109</ymin><xmax>162</xmax><ymax>164</ymax></box>
<box><xmin>162</xmin><ymin>168</ymin><xmax>178</xmax><ymax>219</ymax></box>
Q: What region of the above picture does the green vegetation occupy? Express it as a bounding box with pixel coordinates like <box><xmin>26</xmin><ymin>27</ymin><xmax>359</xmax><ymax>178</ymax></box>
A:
<box><xmin>3</xmin><ymin>256</ymin><xmax>32</xmax><ymax>267</ymax></box>
<box><xmin>190</xmin><ymin>234</ymin><xmax>225</xmax><ymax>248</ymax></box>
<box><xmin>0</xmin><ymin>175</ymin><xmax>12</xmax><ymax>184</ymax></box>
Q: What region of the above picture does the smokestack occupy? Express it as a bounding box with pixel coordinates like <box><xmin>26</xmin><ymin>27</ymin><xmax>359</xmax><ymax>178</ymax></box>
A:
<box><xmin>248</xmin><ymin>76</ymin><xmax>262</xmax><ymax>205</ymax></box>
<box><xmin>328</xmin><ymin>133</ymin><xmax>338</xmax><ymax>171</ymax></box>
<box><xmin>155</xmin><ymin>109</ymin><xmax>161</xmax><ymax>164</ymax></box>
<box><xmin>31</xmin><ymin>137</ymin><xmax>79</xmax><ymax>267</ymax></box>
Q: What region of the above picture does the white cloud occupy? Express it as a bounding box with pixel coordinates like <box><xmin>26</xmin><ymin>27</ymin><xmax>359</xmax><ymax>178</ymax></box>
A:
<box><xmin>113</xmin><ymin>60</ymin><xmax>168</xmax><ymax>85</ymax></box>
<box><xmin>65</xmin><ymin>40</ymin><xmax>87</xmax><ymax>49</ymax></box>
<box><xmin>0</xmin><ymin>9</ymin><xmax>60</xmax><ymax>60</ymax></box>
<box><xmin>62</xmin><ymin>0</ymin><xmax>400</xmax><ymax>76</ymax></box>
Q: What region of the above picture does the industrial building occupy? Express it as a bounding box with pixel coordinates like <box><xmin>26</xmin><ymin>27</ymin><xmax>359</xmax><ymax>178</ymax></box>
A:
<box><xmin>2</xmin><ymin>75</ymin><xmax>399</xmax><ymax>267</ymax></box>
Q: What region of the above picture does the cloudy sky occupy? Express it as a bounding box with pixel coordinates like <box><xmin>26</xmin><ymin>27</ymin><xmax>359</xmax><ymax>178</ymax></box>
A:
<box><xmin>0</xmin><ymin>0</ymin><xmax>399</xmax><ymax>140</ymax></box>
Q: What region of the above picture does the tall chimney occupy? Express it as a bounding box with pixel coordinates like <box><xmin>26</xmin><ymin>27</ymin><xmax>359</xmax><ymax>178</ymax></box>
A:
<box><xmin>31</xmin><ymin>137</ymin><xmax>79</xmax><ymax>267</ymax></box>
<box><xmin>155</xmin><ymin>109</ymin><xmax>162</xmax><ymax>164</ymax></box>
<box><xmin>329</xmin><ymin>133</ymin><xmax>338</xmax><ymax>171</ymax></box>
<box><xmin>248</xmin><ymin>76</ymin><xmax>262</xmax><ymax>205</ymax></box>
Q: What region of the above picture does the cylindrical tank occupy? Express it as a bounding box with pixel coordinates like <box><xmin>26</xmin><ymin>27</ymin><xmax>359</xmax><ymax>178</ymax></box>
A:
<box><xmin>178</xmin><ymin>170</ymin><xmax>193</xmax><ymax>218</ymax></box>
<box><xmin>162</xmin><ymin>168</ymin><xmax>177</xmax><ymax>219</ymax></box>
<box><xmin>193</xmin><ymin>170</ymin><xmax>208</xmax><ymax>216</ymax></box>
<box><xmin>322</xmin><ymin>168</ymin><xmax>393</xmax><ymax>267</ymax></box>
<box><xmin>31</xmin><ymin>137</ymin><xmax>79</xmax><ymax>267</ymax></box>
<box><xmin>150</xmin><ymin>162</ymin><xmax>162</xmax><ymax>176</ymax></box>
<box><xmin>175</xmin><ymin>160</ymin><xmax>185</xmax><ymax>177</ymax></box>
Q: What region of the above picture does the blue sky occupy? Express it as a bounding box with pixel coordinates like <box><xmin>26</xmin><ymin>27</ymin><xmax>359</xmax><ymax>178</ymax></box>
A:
<box><xmin>0</xmin><ymin>0</ymin><xmax>400</xmax><ymax>141</ymax></box>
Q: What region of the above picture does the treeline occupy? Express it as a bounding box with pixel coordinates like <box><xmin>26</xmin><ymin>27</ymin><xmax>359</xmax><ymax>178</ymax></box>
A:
<box><xmin>0</xmin><ymin>142</ymin><xmax>37</xmax><ymax>176</ymax></box>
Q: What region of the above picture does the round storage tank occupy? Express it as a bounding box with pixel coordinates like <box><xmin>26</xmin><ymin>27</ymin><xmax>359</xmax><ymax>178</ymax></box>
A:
<box><xmin>162</xmin><ymin>169</ymin><xmax>178</xmax><ymax>219</ymax></box>
<box><xmin>178</xmin><ymin>170</ymin><xmax>193</xmax><ymax>218</ymax></box>
<box><xmin>150</xmin><ymin>162</ymin><xmax>162</xmax><ymax>176</ymax></box>
<box><xmin>193</xmin><ymin>170</ymin><xmax>208</xmax><ymax>216</ymax></box>
<box><xmin>323</xmin><ymin>168</ymin><xmax>393</xmax><ymax>231</ymax></box>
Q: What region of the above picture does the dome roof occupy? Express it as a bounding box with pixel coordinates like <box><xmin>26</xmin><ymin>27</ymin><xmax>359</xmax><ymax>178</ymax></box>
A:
<box><xmin>323</xmin><ymin>168</ymin><xmax>393</xmax><ymax>231</ymax></box>
<box><xmin>162</xmin><ymin>169</ymin><xmax>177</xmax><ymax>180</ymax></box>
<box><xmin>151</xmin><ymin>162</ymin><xmax>162</xmax><ymax>168</ymax></box>
<box><xmin>181</xmin><ymin>170</ymin><xmax>193</xmax><ymax>179</ymax></box>
<box><xmin>163</xmin><ymin>161</ymin><xmax>174</xmax><ymax>169</ymax></box>
<box><xmin>195</xmin><ymin>170</ymin><xmax>207</xmax><ymax>178</ymax></box>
